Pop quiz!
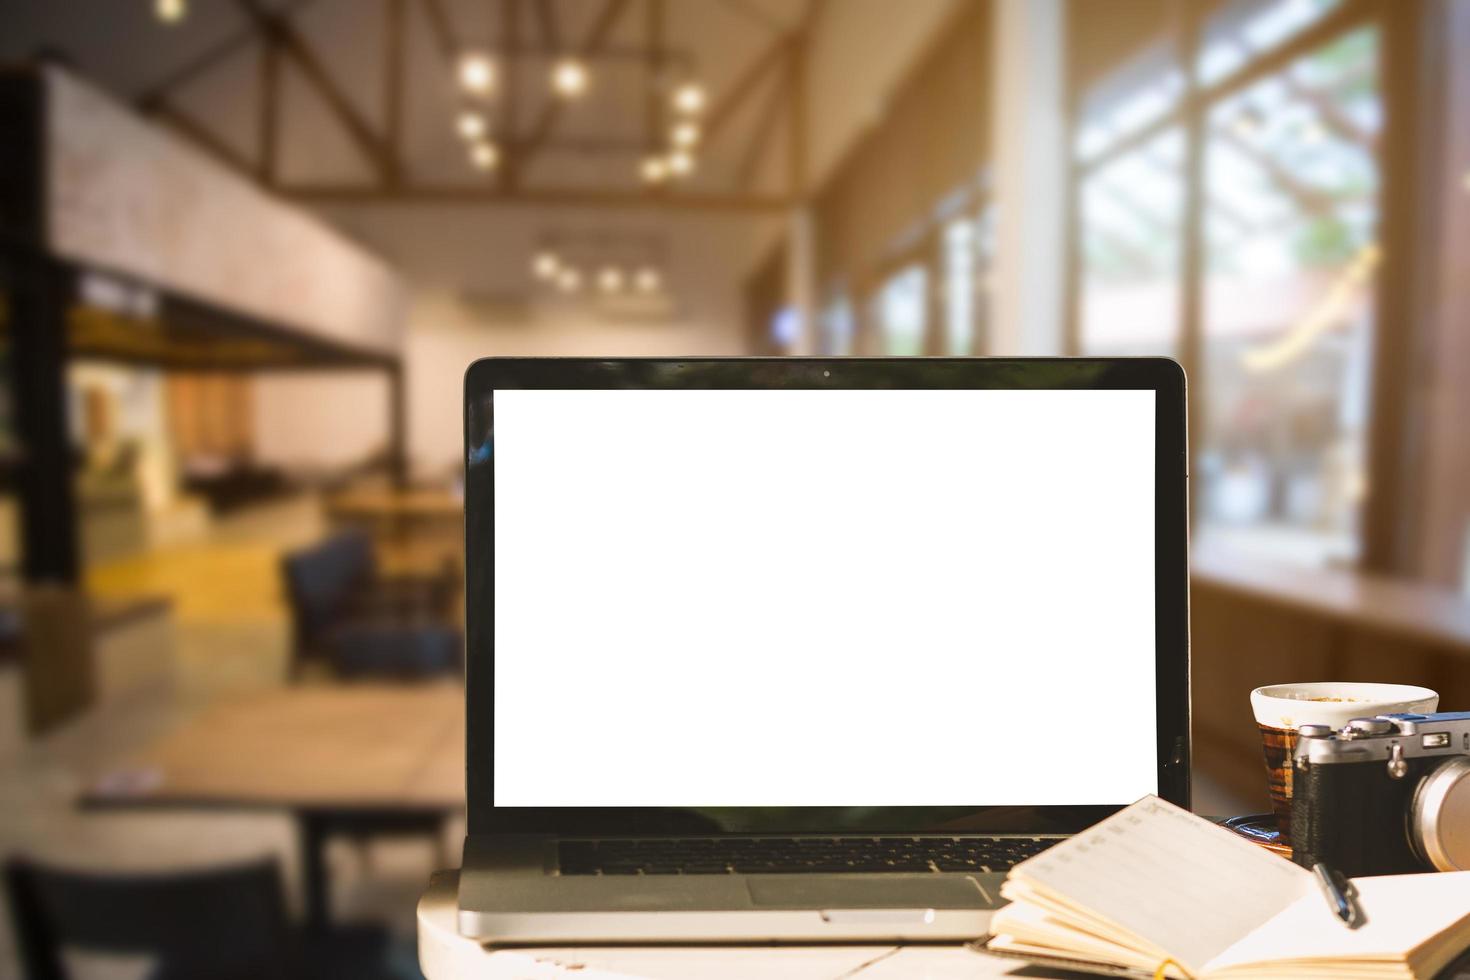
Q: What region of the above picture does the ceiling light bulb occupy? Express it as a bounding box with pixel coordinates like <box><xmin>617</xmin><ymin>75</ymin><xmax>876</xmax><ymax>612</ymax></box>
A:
<box><xmin>597</xmin><ymin>267</ymin><xmax>625</xmax><ymax>293</ymax></box>
<box><xmin>634</xmin><ymin>267</ymin><xmax>661</xmax><ymax>293</ymax></box>
<box><xmin>155</xmin><ymin>0</ymin><xmax>187</xmax><ymax>22</ymax></box>
<box><xmin>457</xmin><ymin>110</ymin><xmax>487</xmax><ymax>141</ymax></box>
<box><xmin>672</xmin><ymin>83</ymin><xmax>705</xmax><ymax>114</ymax></box>
<box><xmin>671</xmin><ymin>122</ymin><xmax>700</xmax><ymax>148</ymax></box>
<box><xmin>640</xmin><ymin>156</ymin><xmax>669</xmax><ymax>183</ymax></box>
<box><xmin>469</xmin><ymin>140</ymin><xmax>499</xmax><ymax>170</ymax></box>
<box><xmin>556</xmin><ymin>267</ymin><xmax>583</xmax><ymax>292</ymax></box>
<box><xmin>532</xmin><ymin>251</ymin><xmax>560</xmax><ymax>279</ymax></box>
<box><xmin>551</xmin><ymin>58</ymin><xmax>589</xmax><ymax>98</ymax></box>
<box><xmin>457</xmin><ymin>52</ymin><xmax>496</xmax><ymax>95</ymax></box>
<box><xmin>667</xmin><ymin>149</ymin><xmax>694</xmax><ymax>177</ymax></box>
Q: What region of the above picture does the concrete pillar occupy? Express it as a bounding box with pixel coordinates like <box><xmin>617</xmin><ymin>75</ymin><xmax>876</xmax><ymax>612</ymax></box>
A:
<box><xmin>988</xmin><ymin>0</ymin><xmax>1067</xmax><ymax>356</ymax></box>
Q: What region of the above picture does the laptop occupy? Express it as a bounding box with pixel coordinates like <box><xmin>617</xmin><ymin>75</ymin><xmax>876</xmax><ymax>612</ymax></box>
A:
<box><xmin>458</xmin><ymin>357</ymin><xmax>1190</xmax><ymax>943</ymax></box>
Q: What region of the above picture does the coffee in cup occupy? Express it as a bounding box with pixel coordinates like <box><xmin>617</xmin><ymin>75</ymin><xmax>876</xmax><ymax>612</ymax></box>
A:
<box><xmin>1249</xmin><ymin>682</ymin><xmax>1438</xmax><ymax>837</ymax></box>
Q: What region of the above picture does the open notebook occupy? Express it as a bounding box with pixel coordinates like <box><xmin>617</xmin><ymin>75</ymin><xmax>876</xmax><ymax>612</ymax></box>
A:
<box><xmin>981</xmin><ymin>796</ymin><xmax>1470</xmax><ymax>980</ymax></box>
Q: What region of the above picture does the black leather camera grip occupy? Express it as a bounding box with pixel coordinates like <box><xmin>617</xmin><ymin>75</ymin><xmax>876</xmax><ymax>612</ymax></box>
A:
<box><xmin>1291</xmin><ymin>756</ymin><xmax>1432</xmax><ymax>877</ymax></box>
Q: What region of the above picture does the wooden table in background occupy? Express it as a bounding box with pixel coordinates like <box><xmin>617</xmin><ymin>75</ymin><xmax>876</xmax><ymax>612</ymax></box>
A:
<box><xmin>326</xmin><ymin>488</ymin><xmax>463</xmax><ymax>541</ymax></box>
<box><xmin>83</xmin><ymin>683</ymin><xmax>464</xmax><ymax>931</ymax></box>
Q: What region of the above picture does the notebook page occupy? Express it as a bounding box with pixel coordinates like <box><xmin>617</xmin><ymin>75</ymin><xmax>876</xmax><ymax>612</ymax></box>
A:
<box><xmin>1009</xmin><ymin>796</ymin><xmax>1312</xmax><ymax>974</ymax></box>
<box><xmin>1204</xmin><ymin>871</ymin><xmax>1470</xmax><ymax>975</ymax></box>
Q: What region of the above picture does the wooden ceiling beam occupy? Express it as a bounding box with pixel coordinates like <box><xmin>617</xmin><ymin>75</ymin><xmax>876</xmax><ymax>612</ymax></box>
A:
<box><xmin>516</xmin><ymin>0</ymin><xmax>634</xmax><ymax>176</ymax></box>
<box><xmin>714</xmin><ymin>0</ymin><xmax>786</xmax><ymax>35</ymax></box>
<box><xmin>535</xmin><ymin>0</ymin><xmax>561</xmax><ymax>52</ymax></box>
<box><xmin>645</xmin><ymin>0</ymin><xmax>664</xmax><ymax>152</ymax></box>
<box><xmin>419</xmin><ymin>0</ymin><xmax>458</xmax><ymax>61</ymax></box>
<box><xmin>384</xmin><ymin>0</ymin><xmax>407</xmax><ymax>183</ymax></box>
<box><xmin>786</xmin><ymin>0</ymin><xmax>822</xmax><ymax>197</ymax></box>
<box><xmin>156</xmin><ymin>102</ymin><xmax>258</xmax><ymax>180</ymax></box>
<box><xmin>501</xmin><ymin>0</ymin><xmax>521</xmax><ymax>187</ymax></box>
<box><xmin>282</xmin><ymin>183</ymin><xmax>794</xmax><ymax>212</ymax></box>
<box><xmin>736</xmin><ymin>68</ymin><xmax>787</xmax><ymax>190</ymax></box>
<box><xmin>257</xmin><ymin>32</ymin><xmax>280</xmax><ymax>182</ymax></box>
<box><xmin>700</xmin><ymin>33</ymin><xmax>789</xmax><ymax>147</ymax></box>
<box><xmin>234</xmin><ymin>0</ymin><xmax>394</xmax><ymax>181</ymax></box>
<box><xmin>135</xmin><ymin>0</ymin><xmax>318</xmax><ymax>112</ymax></box>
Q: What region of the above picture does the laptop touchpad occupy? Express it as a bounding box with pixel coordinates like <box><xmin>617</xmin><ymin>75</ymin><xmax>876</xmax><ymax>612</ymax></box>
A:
<box><xmin>746</xmin><ymin>875</ymin><xmax>994</xmax><ymax>909</ymax></box>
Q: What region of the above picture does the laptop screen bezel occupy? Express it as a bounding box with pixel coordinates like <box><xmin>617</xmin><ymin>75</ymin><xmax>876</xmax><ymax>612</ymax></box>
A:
<box><xmin>463</xmin><ymin>357</ymin><xmax>1190</xmax><ymax>836</ymax></box>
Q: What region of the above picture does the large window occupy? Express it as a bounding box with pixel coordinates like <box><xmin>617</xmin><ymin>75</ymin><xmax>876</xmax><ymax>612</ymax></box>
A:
<box><xmin>943</xmin><ymin>219</ymin><xmax>977</xmax><ymax>355</ymax></box>
<box><xmin>1073</xmin><ymin>0</ymin><xmax>1383</xmax><ymax>568</ymax></box>
<box><xmin>1200</xmin><ymin>26</ymin><xmax>1380</xmax><ymax>565</ymax></box>
<box><xmin>877</xmin><ymin>265</ymin><xmax>929</xmax><ymax>356</ymax></box>
<box><xmin>1080</xmin><ymin>128</ymin><xmax>1185</xmax><ymax>355</ymax></box>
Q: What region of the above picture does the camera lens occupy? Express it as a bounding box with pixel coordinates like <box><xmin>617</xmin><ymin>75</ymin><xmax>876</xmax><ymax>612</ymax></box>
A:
<box><xmin>1410</xmin><ymin>756</ymin><xmax>1470</xmax><ymax>871</ymax></box>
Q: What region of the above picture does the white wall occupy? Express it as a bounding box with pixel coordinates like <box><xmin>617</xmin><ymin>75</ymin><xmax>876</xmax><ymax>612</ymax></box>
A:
<box><xmin>404</xmin><ymin>291</ymin><xmax>749</xmax><ymax>478</ymax></box>
<box><xmin>247</xmin><ymin>203</ymin><xmax>780</xmax><ymax>477</ymax></box>
<box><xmin>252</xmin><ymin>372</ymin><xmax>391</xmax><ymax>471</ymax></box>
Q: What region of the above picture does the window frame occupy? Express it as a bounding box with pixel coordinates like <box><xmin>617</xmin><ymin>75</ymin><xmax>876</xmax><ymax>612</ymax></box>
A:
<box><xmin>1063</xmin><ymin>0</ymin><xmax>1419</xmax><ymax>574</ymax></box>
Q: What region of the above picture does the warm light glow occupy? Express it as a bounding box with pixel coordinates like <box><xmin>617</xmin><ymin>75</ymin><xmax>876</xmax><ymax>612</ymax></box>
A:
<box><xmin>667</xmin><ymin>150</ymin><xmax>695</xmax><ymax>176</ymax></box>
<box><xmin>1462</xmin><ymin>168</ymin><xmax>1470</xmax><ymax>194</ymax></box>
<box><xmin>597</xmin><ymin>267</ymin><xmax>625</xmax><ymax>293</ymax></box>
<box><xmin>672</xmin><ymin>83</ymin><xmax>705</xmax><ymax>114</ymax></box>
<box><xmin>551</xmin><ymin>59</ymin><xmax>589</xmax><ymax>98</ymax></box>
<box><xmin>640</xmin><ymin>156</ymin><xmax>669</xmax><ymax>183</ymax></box>
<box><xmin>556</xmin><ymin>267</ymin><xmax>583</xmax><ymax>293</ymax></box>
<box><xmin>1241</xmin><ymin>243</ymin><xmax>1381</xmax><ymax>374</ymax></box>
<box><xmin>469</xmin><ymin>140</ymin><xmax>500</xmax><ymax>170</ymax></box>
<box><xmin>670</xmin><ymin>121</ymin><xmax>700</xmax><ymax>149</ymax></box>
<box><xmin>532</xmin><ymin>251</ymin><xmax>560</xmax><ymax>279</ymax></box>
<box><xmin>634</xmin><ymin>267</ymin><xmax>661</xmax><ymax>293</ymax></box>
<box><xmin>457</xmin><ymin>52</ymin><xmax>497</xmax><ymax>95</ymax></box>
<box><xmin>155</xmin><ymin>0</ymin><xmax>187</xmax><ymax>22</ymax></box>
<box><xmin>456</xmin><ymin>110</ymin><xmax>488</xmax><ymax>141</ymax></box>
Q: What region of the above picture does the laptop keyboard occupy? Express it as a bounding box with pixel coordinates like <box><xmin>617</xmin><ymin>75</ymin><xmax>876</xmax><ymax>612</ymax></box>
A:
<box><xmin>557</xmin><ymin>836</ymin><xmax>1060</xmax><ymax>875</ymax></box>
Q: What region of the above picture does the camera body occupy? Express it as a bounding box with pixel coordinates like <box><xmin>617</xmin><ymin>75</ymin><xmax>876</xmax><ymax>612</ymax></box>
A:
<box><xmin>1291</xmin><ymin>711</ymin><xmax>1470</xmax><ymax>877</ymax></box>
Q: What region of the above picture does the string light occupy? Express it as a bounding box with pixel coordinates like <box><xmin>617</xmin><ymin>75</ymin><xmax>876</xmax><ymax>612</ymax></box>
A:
<box><xmin>634</xmin><ymin>267</ymin><xmax>661</xmax><ymax>293</ymax></box>
<box><xmin>532</xmin><ymin>251</ymin><xmax>560</xmax><ymax>279</ymax></box>
<box><xmin>556</xmin><ymin>267</ymin><xmax>583</xmax><ymax>293</ymax></box>
<box><xmin>640</xmin><ymin>156</ymin><xmax>669</xmax><ymax>183</ymax></box>
<box><xmin>667</xmin><ymin>150</ymin><xmax>695</xmax><ymax>177</ymax></box>
<box><xmin>456</xmin><ymin>110</ymin><xmax>488</xmax><ymax>141</ymax></box>
<box><xmin>457</xmin><ymin>52</ymin><xmax>497</xmax><ymax>96</ymax></box>
<box><xmin>155</xmin><ymin>0</ymin><xmax>187</xmax><ymax>22</ymax></box>
<box><xmin>469</xmin><ymin>140</ymin><xmax>500</xmax><ymax>171</ymax></box>
<box><xmin>597</xmin><ymin>267</ymin><xmax>625</xmax><ymax>293</ymax></box>
<box><xmin>672</xmin><ymin>83</ymin><xmax>705</xmax><ymax>114</ymax></box>
<box><xmin>670</xmin><ymin>122</ymin><xmax>700</xmax><ymax>149</ymax></box>
<box><xmin>551</xmin><ymin>58</ymin><xmax>589</xmax><ymax>98</ymax></box>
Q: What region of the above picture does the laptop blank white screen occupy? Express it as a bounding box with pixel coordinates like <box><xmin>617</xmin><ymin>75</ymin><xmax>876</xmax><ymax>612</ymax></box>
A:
<box><xmin>492</xmin><ymin>389</ymin><xmax>1157</xmax><ymax>807</ymax></box>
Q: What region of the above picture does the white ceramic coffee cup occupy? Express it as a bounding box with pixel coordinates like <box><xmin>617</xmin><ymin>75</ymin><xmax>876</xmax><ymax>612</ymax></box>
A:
<box><xmin>1250</xmin><ymin>681</ymin><xmax>1439</xmax><ymax>732</ymax></box>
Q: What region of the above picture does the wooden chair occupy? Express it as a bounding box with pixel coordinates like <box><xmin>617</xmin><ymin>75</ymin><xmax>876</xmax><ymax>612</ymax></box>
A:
<box><xmin>4</xmin><ymin>856</ymin><xmax>393</xmax><ymax>980</ymax></box>
<box><xmin>281</xmin><ymin>529</ymin><xmax>457</xmax><ymax>679</ymax></box>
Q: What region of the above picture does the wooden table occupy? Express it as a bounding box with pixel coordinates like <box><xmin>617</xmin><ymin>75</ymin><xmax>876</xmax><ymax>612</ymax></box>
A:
<box><xmin>417</xmin><ymin>871</ymin><xmax>1048</xmax><ymax>980</ymax></box>
<box><xmin>83</xmin><ymin>683</ymin><xmax>464</xmax><ymax>930</ymax></box>
<box><xmin>326</xmin><ymin>488</ymin><xmax>463</xmax><ymax>541</ymax></box>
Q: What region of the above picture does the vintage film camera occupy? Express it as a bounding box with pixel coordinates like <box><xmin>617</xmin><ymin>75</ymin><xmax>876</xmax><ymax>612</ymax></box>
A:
<box><xmin>1292</xmin><ymin>711</ymin><xmax>1470</xmax><ymax>876</ymax></box>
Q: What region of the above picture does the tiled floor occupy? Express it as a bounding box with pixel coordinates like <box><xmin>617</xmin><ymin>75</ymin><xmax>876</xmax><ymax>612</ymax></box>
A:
<box><xmin>0</xmin><ymin>495</ymin><xmax>455</xmax><ymax>979</ymax></box>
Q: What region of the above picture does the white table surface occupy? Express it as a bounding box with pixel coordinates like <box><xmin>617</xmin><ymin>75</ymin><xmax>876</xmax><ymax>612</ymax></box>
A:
<box><xmin>418</xmin><ymin>871</ymin><xmax>1061</xmax><ymax>980</ymax></box>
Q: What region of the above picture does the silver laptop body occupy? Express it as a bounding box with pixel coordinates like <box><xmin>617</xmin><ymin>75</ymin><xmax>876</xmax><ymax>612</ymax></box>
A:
<box><xmin>457</xmin><ymin>357</ymin><xmax>1190</xmax><ymax>943</ymax></box>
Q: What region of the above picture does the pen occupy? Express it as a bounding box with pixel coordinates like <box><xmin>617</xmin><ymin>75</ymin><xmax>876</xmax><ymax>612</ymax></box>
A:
<box><xmin>1312</xmin><ymin>862</ymin><xmax>1364</xmax><ymax>929</ymax></box>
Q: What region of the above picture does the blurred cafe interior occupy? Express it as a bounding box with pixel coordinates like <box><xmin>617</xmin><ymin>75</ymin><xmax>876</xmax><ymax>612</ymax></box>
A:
<box><xmin>0</xmin><ymin>0</ymin><xmax>1468</xmax><ymax>974</ymax></box>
